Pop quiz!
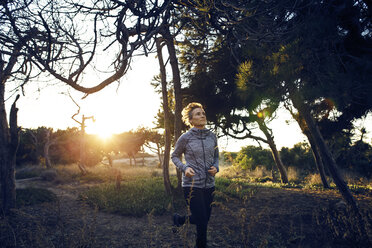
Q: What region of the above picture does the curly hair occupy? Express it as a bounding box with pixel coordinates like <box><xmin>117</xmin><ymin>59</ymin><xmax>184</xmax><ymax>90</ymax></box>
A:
<box><xmin>181</xmin><ymin>102</ymin><xmax>204</xmax><ymax>127</ymax></box>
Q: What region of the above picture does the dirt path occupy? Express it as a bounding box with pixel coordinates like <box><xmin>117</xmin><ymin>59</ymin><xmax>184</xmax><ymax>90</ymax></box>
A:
<box><xmin>14</xmin><ymin>179</ymin><xmax>372</xmax><ymax>248</ymax></box>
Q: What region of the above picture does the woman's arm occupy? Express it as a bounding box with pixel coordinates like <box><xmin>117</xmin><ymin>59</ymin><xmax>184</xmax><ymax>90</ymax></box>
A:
<box><xmin>208</xmin><ymin>134</ymin><xmax>219</xmax><ymax>176</ymax></box>
<box><xmin>213</xmin><ymin>135</ymin><xmax>219</xmax><ymax>172</ymax></box>
<box><xmin>171</xmin><ymin>135</ymin><xmax>188</xmax><ymax>172</ymax></box>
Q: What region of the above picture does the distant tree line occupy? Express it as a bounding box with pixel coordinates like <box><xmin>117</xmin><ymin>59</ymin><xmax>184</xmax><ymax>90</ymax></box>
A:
<box><xmin>16</xmin><ymin>127</ymin><xmax>165</xmax><ymax>168</ymax></box>
<box><xmin>226</xmin><ymin>137</ymin><xmax>372</xmax><ymax>179</ymax></box>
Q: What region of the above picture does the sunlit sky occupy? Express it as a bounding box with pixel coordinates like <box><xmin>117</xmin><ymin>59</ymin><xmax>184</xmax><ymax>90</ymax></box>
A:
<box><xmin>5</xmin><ymin>54</ymin><xmax>372</xmax><ymax>153</ymax></box>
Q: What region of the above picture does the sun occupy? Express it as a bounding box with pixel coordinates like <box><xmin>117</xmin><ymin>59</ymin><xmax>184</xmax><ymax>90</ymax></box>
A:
<box><xmin>86</xmin><ymin>119</ymin><xmax>116</xmax><ymax>140</ymax></box>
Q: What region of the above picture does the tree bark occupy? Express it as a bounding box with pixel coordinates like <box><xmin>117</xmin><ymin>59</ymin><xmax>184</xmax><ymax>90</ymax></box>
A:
<box><xmin>156</xmin><ymin>143</ymin><xmax>163</xmax><ymax>167</ymax></box>
<box><xmin>0</xmin><ymin>91</ymin><xmax>19</xmax><ymax>213</ymax></box>
<box><xmin>290</xmin><ymin>111</ymin><xmax>330</xmax><ymax>188</ymax></box>
<box><xmin>304</xmin><ymin>129</ymin><xmax>330</xmax><ymax>188</ymax></box>
<box><xmin>163</xmin><ymin>27</ymin><xmax>183</xmax><ymax>190</ymax></box>
<box><xmin>290</xmin><ymin>91</ymin><xmax>358</xmax><ymax>210</ymax></box>
<box><xmin>44</xmin><ymin>129</ymin><xmax>53</xmax><ymax>169</ymax></box>
<box><xmin>156</xmin><ymin>37</ymin><xmax>172</xmax><ymax>195</ymax></box>
<box><xmin>133</xmin><ymin>155</ymin><xmax>137</xmax><ymax>166</ymax></box>
<box><xmin>107</xmin><ymin>154</ymin><xmax>113</xmax><ymax>167</ymax></box>
<box><xmin>78</xmin><ymin>117</ymin><xmax>87</xmax><ymax>175</ymax></box>
<box><xmin>256</xmin><ymin>118</ymin><xmax>289</xmax><ymax>183</ymax></box>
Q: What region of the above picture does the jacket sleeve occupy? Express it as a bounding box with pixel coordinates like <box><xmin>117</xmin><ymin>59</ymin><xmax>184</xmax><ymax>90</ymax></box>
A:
<box><xmin>171</xmin><ymin>134</ymin><xmax>188</xmax><ymax>172</ymax></box>
<box><xmin>213</xmin><ymin>134</ymin><xmax>219</xmax><ymax>172</ymax></box>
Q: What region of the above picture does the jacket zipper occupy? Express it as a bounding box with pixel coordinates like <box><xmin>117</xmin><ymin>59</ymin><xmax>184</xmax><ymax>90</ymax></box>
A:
<box><xmin>200</xmin><ymin>131</ymin><xmax>207</xmax><ymax>188</ymax></box>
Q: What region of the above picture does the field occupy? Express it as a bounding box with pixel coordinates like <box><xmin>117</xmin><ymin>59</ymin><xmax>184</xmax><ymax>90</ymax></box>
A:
<box><xmin>2</xmin><ymin>157</ymin><xmax>372</xmax><ymax>248</ymax></box>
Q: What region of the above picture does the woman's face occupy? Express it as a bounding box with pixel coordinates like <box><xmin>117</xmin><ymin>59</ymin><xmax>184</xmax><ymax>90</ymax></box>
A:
<box><xmin>190</xmin><ymin>108</ymin><xmax>207</xmax><ymax>128</ymax></box>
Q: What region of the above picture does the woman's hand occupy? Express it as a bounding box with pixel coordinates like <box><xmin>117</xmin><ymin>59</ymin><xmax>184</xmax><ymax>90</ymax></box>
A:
<box><xmin>185</xmin><ymin>167</ymin><xmax>195</xmax><ymax>178</ymax></box>
<box><xmin>208</xmin><ymin>166</ymin><xmax>218</xmax><ymax>177</ymax></box>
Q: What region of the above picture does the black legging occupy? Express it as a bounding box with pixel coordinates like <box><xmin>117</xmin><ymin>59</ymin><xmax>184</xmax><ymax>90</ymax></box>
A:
<box><xmin>183</xmin><ymin>186</ymin><xmax>215</xmax><ymax>248</ymax></box>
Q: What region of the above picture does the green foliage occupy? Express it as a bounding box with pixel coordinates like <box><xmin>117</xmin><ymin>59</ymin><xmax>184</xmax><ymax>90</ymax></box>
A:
<box><xmin>280</xmin><ymin>143</ymin><xmax>315</xmax><ymax>173</ymax></box>
<box><xmin>17</xmin><ymin>127</ymin><xmax>81</xmax><ymax>166</ymax></box>
<box><xmin>336</xmin><ymin>140</ymin><xmax>372</xmax><ymax>178</ymax></box>
<box><xmin>80</xmin><ymin>177</ymin><xmax>174</xmax><ymax>216</ymax></box>
<box><xmin>235</xmin><ymin>145</ymin><xmax>274</xmax><ymax>171</ymax></box>
<box><xmin>221</xmin><ymin>151</ymin><xmax>237</xmax><ymax>164</ymax></box>
<box><xmin>215</xmin><ymin>177</ymin><xmax>256</xmax><ymax>200</ymax></box>
<box><xmin>16</xmin><ymin>187</ymin><xmax>57</xmax><ymax>207</ymax></box>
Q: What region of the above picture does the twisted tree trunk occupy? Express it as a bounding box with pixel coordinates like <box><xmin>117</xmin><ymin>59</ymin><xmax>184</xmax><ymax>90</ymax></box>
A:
<box><xmin>291</xmin><ymin>93</ymin><xmax>356</xmax><ymax>207</ymax></box>
<box><xmin>304</xmin><ymin>130</ymin><xmax>330</xmax><ymax>188</ymax></box>
<box><xmin>289</xmin><ymin>110</ymin><xmax>330</xmax><ymax>188</ymax></box>
<box><xmin>78</xmin><ymin>117</ymin><xmax>88</xmax><ymax>175</ymax></box>
<box><xmin>156</xmin><ymin>37</ymin><xmax>172</xmax><ymax>195</ymax></box>
<box><xmin>163</xmin><ymin>27</ymin><xmax>183</xmax><ymax>189</ymax></box>
<box><xmin>44</xmin><ymin>129</ymin><xmax>55</xmax><ymax>169</ymax></box>
<box><xmin>256</xmin><ymin>118</ymin><xmax>288</xmax><ymax>183</ymax></box>
<box><xmin>0</xmin><ymin>92</ymin><xmax>20</xmax><ymax>214</ymax></box>
<box><xmin>288</xmin><ymin>90</ymin><xmax>372</xmax><ymax>246</ymax></box>
<box><xmin>293</xmin><ymin>96</ymin><xmax>370</xmax><ymax>244</ymax></box>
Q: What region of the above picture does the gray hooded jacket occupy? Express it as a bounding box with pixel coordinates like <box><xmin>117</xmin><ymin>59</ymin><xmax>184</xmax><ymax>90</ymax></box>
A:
<box><xmin>171</xmin><ymin>127</ymin><xmax>219</xmax><ymax>188</ymax></box>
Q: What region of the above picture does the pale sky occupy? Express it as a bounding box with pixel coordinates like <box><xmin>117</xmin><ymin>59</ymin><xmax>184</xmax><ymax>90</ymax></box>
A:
<box><xmin>5</xmin><ymin>54</ymin><xmax>372</xmax><ymax>153</ymax></box>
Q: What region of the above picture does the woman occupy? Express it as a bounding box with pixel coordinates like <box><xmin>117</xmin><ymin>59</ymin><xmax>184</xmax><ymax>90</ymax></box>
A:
<box><xmin>171</xmin><ymin>102</ymin><xmax>219</xmax><ymax>248</ymax></box>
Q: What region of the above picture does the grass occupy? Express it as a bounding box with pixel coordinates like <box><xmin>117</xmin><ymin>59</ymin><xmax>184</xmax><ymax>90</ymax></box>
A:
<box><xmin>16</xmin><ymin>187</ymin><xmax>57</xmax><ymax>207</ymax></box>
<box><xmin>62</xmin><ymin>161</ymin><xmax>372</xmax><ymax>220</ymax></box>
<box><xmin>80</xmin><ymin>177</ymin><xmax>184</xmax><ymax>216</ymax></box>
<box><xmin>5</xmin><ymin>159</ymin><xmax>372</xmax><ymax>247</ymax></box>
<box><xmin>15</xmin><ymin>165</ymin><xmax>44</xmax><ymax>179</ymax></box>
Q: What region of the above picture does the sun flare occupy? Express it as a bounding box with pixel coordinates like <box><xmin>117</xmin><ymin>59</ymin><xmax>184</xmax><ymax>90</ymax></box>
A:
<box><xmin>86</xmin><ymin>120</ymin><xmax>116</xmax><ymax>140</ymax></box>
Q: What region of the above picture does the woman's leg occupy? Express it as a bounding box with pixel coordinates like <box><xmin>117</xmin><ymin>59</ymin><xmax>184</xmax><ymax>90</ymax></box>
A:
<box><xmin>205</xmin><ymin>187</ymin><xmax>215</xmax><ymax>222</ymax></box>
<box><xmin>183</xmin><ymin>187</ymin><xmax>215</xmax><ymax>248</ymax></box>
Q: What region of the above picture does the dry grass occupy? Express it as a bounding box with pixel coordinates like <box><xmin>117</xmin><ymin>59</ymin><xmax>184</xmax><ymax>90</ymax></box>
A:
<box><xmin>10</xmin><ymin>156</ymin><xmax>372</xmax><ymax>247</ymax></box>
<box><xmin>305</xmin><ymin>173</ymin><xmax>324</xmax><ymax>186</ymax></box>
<box><xmin>287</xmin><ymin>166</ymin><xmax>299</xmax><ymax>182</ymax></box>
<box><xmin>52</xmin><ymin>157</ymin><xmax>164</xmax><ymax>184</ymax></box>
<box><xmin>218</xmin><ymin>165</ymin><xmax>246</xmax><ymax>179</ymax></box>
<box><xmin>250</xmin><ymin>167</ymin><xmax>271</xmax><ymax>178</ymax></box>
<box><xmin>218</xmin><ymin>165</ymin><xmax>272</xmax><ymax>181</ymax></box>
<box><xmin>342</xmin><ymin>170</ymin><xmax>372</xmax><ymax>186</ymax></box>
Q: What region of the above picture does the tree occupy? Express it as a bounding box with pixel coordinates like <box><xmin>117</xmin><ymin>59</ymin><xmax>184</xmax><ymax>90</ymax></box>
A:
<box><xmin>155</xmin><ymin>37</ymin><xmax>173</xmax><ymax>195</ymax></box>
<box><xmin>70</xmin><ymin>94</ymin><xmax>96</xmax><ymax>174</ymax></box>
<box><xmin>141</xmin><ymin>128</ymin><xmax>166</xmax><ymax>167</ymax></box>
<box><xmin>285</xmin><ymin>104</ymin><xmax>330</xmax><ymax>188</ymax></box>
<box><xmin>1</xmin><ymin>0</ymin><xmax>174</xmax><ymax>213</ymax></box>
<box><xmin>25</xmin><ymin>127</ymin><xmax>58</xmax><ymax>168</ymax></box>
<box><xmin>227</xmin><ymin>1</ymin><xmax>371</xmax><ymax>238</ymax></box>
<box><xmin>113</xmin><ymin>131</ymin><xmax>145</xmax><ymax>166</ymax></box>
<box><xmin>178</xmin><ymin>3</ymin><xmax>372</xmax><ymax>238</ymax></box>
<box><xmin>235</xmin><ymin>146</ymin><xmax>274</xmax><ymax>171</ymax></box>
<box><xmin>51</xmin><ymin>128</ymin><xmax>80</xmax><ymax>165</ymax></box>
<box><xmin>179</xmin><ymin>39</ymin><xmax>289</xmax><ymax>182</ymax></box>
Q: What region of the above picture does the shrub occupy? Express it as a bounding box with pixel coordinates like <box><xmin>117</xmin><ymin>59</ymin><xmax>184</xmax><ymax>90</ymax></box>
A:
<box><xmin>280</xmin><ymin>143</ymin><xmax>315</xmax><ymax>173</ymax></box>
<box><xmin>235</xmin><ymin>146</ymin><xmax>274</xmax><ymax>171</ymax></box>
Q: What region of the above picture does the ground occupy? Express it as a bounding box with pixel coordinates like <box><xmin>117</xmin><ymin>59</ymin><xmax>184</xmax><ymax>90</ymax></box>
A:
<box><xmin>10</xmin><ymin>175</ymin><xmax>372</xmax><ymax>248</ymax></box>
